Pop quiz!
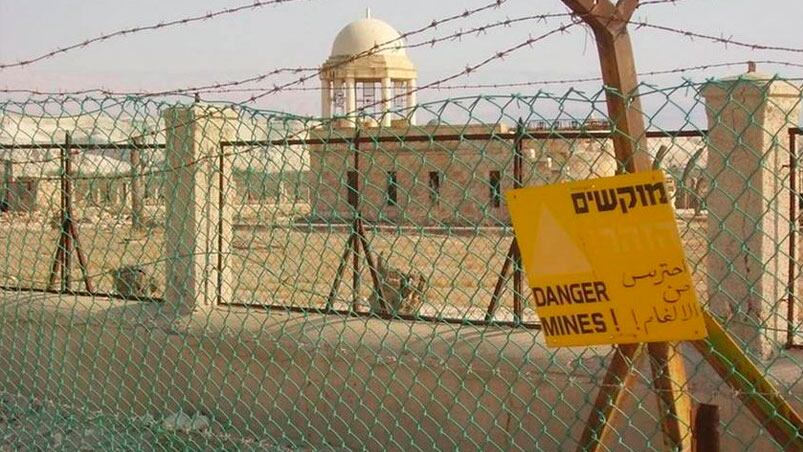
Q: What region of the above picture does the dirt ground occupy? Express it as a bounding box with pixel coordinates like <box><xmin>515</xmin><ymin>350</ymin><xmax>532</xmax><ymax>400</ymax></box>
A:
<box><xmin>0</xmin><ymin>392</ymin><xmax>300</xmax><ymax>451</ymax></box>
<box><xmin>0</xmin><ymin>211</ymin><xmax>710</xmax><ymax>322</ymax></box>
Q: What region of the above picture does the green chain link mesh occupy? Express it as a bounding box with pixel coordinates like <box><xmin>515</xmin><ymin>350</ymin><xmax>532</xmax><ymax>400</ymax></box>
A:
<box><xmin>0</xmin><ymin>76</ymin><xmax>800</xmax><ymax>450</ymax></box>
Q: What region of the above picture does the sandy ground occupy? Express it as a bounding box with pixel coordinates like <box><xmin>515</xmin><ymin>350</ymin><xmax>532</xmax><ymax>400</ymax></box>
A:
<box><xmin>0</xmin><ymin>210</ymin><xmax>710</xmax><ymax>323</ymax></box>
<box><xmin>0</xmin><ymin>211</ymin><xmax>801</xmax><ymax>450</ymax></box>
<box><xmin>0</xmin><ymin>392</ymin><xmax>308</xmax><ymax>451</ymax></box>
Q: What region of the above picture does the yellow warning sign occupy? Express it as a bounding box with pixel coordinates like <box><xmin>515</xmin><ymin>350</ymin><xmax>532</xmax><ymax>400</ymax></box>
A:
<box><xmin>506</xmin><ymin>170</ymin><xmax>708</xmax><ymax>347</ymax></box>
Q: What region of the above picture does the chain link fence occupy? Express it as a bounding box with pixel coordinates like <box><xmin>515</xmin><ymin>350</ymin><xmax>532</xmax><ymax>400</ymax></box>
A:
<box><xmin>0</xmin><ymin>76</ymin><xmax>800</xmax><ymax>449</ymax></box>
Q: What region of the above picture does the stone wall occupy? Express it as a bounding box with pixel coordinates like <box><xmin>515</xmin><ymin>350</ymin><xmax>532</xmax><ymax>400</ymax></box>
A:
<box><xmin>307</xmin><ymin>124</ymin><xmax>617</xmax><ymax>226</ymax></box>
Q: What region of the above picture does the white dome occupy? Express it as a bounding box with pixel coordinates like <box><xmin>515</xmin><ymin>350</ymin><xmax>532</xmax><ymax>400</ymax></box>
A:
<box><xmin>330</xmin><ymin>17</ymin><xmax>406</xmax><ymax>57</ymax></box>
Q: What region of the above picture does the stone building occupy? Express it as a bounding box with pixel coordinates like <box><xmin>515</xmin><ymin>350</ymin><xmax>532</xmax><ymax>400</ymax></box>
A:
<box><xmin>230</xmin><ymin>115</ymin><xmax>310</xmax><ymax>204</ymax></box>
<box><xmin>320</xmin><ymin>9</ymin><xmax>417</xmax><ymax>128</ymax></box>
<box><xmin>71</xmin><ymin>153</ymin><xmax>132</xmax><ymax>208</ymax></box>
<box><xmin>0</xmin><ymin>111</ymin><xmax>136</xmax><ymax>212</ymax></box>
<box><xmin>308</xmin><ymin>14</ymin><xmax>617</xmax><ymax>225</ymax></box>
<box><xmin>0</xmin><ymin>150</ymin><xmax>131</xmax><ymax>212</ymax></box>
<box><xmin>0</xmin><ymin>152</ymin><xmax>59</xmax><ymax>212</ymax></box>
<box><xmin>308</xmin><ymin>122</ymin><xmax>617</xmax><ymax>225</ymax></box>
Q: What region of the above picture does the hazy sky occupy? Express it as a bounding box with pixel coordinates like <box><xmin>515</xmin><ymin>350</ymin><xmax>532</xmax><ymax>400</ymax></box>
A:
<box><xmin>1</xmin><ymin>0</ymin><xmax>802</xmax><ymax>124</ymax></box>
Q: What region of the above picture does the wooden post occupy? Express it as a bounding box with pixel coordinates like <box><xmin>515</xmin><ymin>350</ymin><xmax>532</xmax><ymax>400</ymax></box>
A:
<box><xmin>562</xmin><ymin>0</ymin><xmax>651</xmax><ymax>173</ymax></box>
<box><xmin>691</xmin><ymin>403</ymin><xmax>720</xmax><ymax>452</ymax></box>
<box><xmin>552</xmin><ymin>4</ymin><xmax>803</xmax><ymax>450</ymax></box>
<box><xmin>577</xmin><ymin>343</ymin><xmax>644</xmax><ymax>449</ymax></box>
<box><xmin>560</xmin><ymin>1</ymin><xmax>693</xmax><ymax>450</ymax></box>
<box><xmin>645</xmin><ymin>342</ymin><xmax>693</xmax><ymax>448</ymax></box>
<box><xmin>692</xmin><ymin>313</ymin><xmax>803</xmax><ymax>448</ymax></box>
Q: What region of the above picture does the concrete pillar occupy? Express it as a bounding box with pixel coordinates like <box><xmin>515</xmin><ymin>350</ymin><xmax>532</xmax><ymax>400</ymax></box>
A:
<box><xmin>702</xmin><ymin>72</ymin><xmax>801</xmax><ymax>358</ymax></box>
<box><xmin>381</xmin><ymin>76</ymin><xmax>392</xmax><ymax>127</ymax></box>
<box><xmin>345</xmin><ymin>77</ymin><xmax>356</xmax><ymax>123</ymax></box>
<box><xmin>406</xmin><ymin>79</ymin><xmax>417</xmax><ymax>125</ymax></box>
<box><xmin>321</xmin><ymin>79</ymin><xmax>332</xmax><ymax>119</ymax></box>
<box><xmin>162</xmin><ymin>104</ymin><xmax>238</xmax><ymax>315</ymax></box>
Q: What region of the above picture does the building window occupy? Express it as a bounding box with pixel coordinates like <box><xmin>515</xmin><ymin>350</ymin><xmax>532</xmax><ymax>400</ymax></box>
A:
<box><xmin>333</xmin><ymin>89</ymin><xmax>344</xmax><ymax>112</ymax></box>
<box><xmin>489</xmin><ymin>170</ymin><xmax>502</xmax><ymax>208</ymax></box>
<box><xmin>393</xmin><ymin>81</ymin><xmax>406</xmax><ymax>110</ymax></box>
<box><xmin>347</xmin><ymin>171</ymin><xmax>358</xmax><ymax>207</ymax></box>
<box><xmin>428</xmin><ymin>171</ymin><xmax>441</xmax><ymax>205</ymax></box>
<box><xmin>359</xmin><ymin>81</ymin><xmax>377</xmax><ymax>114</ymax></box>
<box><xmin>386</xmin><ymin>171</ymin><xmax>398</xmax><ymax>206</ymax></box>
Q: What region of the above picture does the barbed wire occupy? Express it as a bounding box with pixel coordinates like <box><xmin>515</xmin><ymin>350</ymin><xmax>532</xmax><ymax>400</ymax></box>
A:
<box><xmin>146</xmin><ymin>60</ymin><xmax>803</xmax><ymax>94</ymax></box>
<box><xmin>636</xmin><ymin>0</ymin><xmax>681</xmax><ymax>7</ymax></box>
<box><xmin>236</xmin><ymin>15</ymin><xmax>572</xmax><ymax>105</ymax></box>
<box><xmin>1</xmin><ymin>0</ymin><xmax>511</xmax><ymax>99</ymax></box>
<box><xmin>124</xmin><ymin>50</ymin><xmax>797</xmax><ymax>185</ymax></box>
<box><xmin>235</xmin><ymin>7</ymin><xmax>803</xmax><ymax>105</ymax></box>
<box><xmin>5</xmin><ymin>59</ymin><xmax>803</xmax><ymax>98</ymax></box>
<box><xmin>2</xmin><ymin>11</ymin><xmax>571</xmax><ymax>98</ymax></box>
<box><xmin>6</xmin><ymin>4</ymin><xmax>802</xmax><ymax>101</ymax></box>
<box><xmin>0</xmin><ymin>1</ymin><xmax>520</xmax><ymax>156</ymax></box>
<box><xmin>357</xmin><ymin>24</ymin><xmax>576</xmax><ymax>113</ymax></box>
<box><xmin>430</xmin><ymin>60</ymin><xmax>803</xmax><ymax>89</ymax></box>
<box><xmin>0</xmin><ymin>0</ymin><xmax>313</xmax><ymax>70</ymax></box>
<box><xmin>0</xmin><ymin>0</ymin><xmax>683</xmax><ymax>72</ymax></box>
<box><xmin>627</xmin><ymin>18</ymin><xmax>803</xmax><ymax>54</ymax></box>
<box><xmin>0</xmin><ymin>0</ymin><xmax>519</xmax><ymax>165</ymax></box>
<box><xmin>4</xmin><ymin>1</ymin><xmax>802</xmax><ymax>167</ymax></box>
<box><xmin>0</xmin><ymin>19</ymin><xmax>580</xmax><ymax>174</ymax></box>
<box><xmin>229</xmin><ymin>5</ymin><xmax>803</xmax><ymax>105</ymax></box>
<box><xmin>407</xmin><ymin>12</ymin><xmax>572</xmax><ymax>50</ymax></box>
<box><xmin>5</xmin><ymin>24</ymin><xmax>802</xmax><ymax>174</ymax></box>
<box><xmin>0</xmin><ymin>67</ymin><xmax>317</xmax><ymax>97</ymax></box>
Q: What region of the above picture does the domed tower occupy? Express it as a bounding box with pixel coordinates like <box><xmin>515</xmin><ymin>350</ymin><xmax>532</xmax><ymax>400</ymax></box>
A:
<box><xmin>320</xmin><ymin>10</ymin><xmax>418</xmax><ymax>127</ymax></box>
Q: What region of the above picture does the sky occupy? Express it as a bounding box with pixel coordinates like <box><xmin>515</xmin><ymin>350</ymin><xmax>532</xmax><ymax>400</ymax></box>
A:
<box><xmin>1</xmin><ymin>0</ymin><xmax>802</xmax><ymax>127</ymax></box>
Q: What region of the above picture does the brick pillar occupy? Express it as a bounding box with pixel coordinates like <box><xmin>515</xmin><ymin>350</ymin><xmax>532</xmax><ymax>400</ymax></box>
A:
<box><xmin>162</xmin><ymin>104</ymin><xmax>237</xmax><ymax>315</ymax></box>
<box><xmin>702</xmin><ymin>72</ymin><xmax>801</xmax><ymax>358</ymax></box>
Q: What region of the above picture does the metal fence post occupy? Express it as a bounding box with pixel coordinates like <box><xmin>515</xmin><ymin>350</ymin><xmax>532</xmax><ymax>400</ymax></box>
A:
<box><xmin>787</xmin><ymin>128</ymin><xmax>799</xmax><ymax>348</ymax></box>
<box><xmin>62</xmin><ymin>132</ymin><xmax>73</xmax><ymax>291</ymax></box>
<box><xmin>130</xmin><ymin>136</ymin><xmax>144</xmax><ymax>231</ymax></box>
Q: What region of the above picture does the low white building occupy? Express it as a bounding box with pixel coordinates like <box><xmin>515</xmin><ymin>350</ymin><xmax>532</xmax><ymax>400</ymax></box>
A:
<box><xmin>230</xmin><ymin>114</ymin><xmax>311</xmax><ymax>204</ymax></box>
<box><xmin>0</xmin><ymin>149</ymin><xmax>131</xmax><ymax>212</ymax></box>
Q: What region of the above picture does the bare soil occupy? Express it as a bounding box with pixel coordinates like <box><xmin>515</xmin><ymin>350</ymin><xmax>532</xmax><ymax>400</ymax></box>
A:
<box><xmin>0</xmin><ymin>212</ymin><xmax>710</xmax><ymax>322</ymax></box>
